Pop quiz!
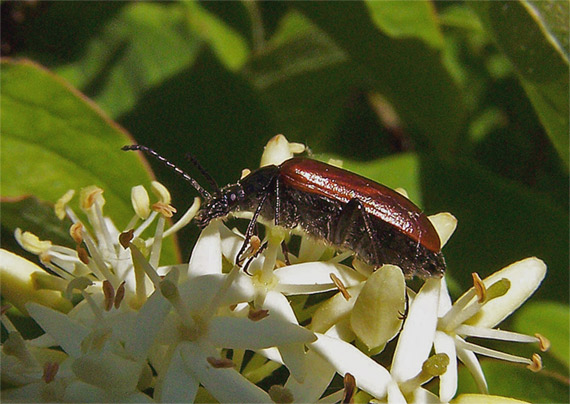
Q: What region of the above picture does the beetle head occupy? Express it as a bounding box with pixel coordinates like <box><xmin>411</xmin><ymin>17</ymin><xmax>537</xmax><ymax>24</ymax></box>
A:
<box><xmin>195</xmin><ymin>184</ymin><xmax>245</xmax><ymax>228</ymax></box>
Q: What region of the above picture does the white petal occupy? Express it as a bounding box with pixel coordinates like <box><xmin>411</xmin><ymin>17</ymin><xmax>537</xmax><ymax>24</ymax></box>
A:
<box><xmin>208</xmin><ymin>316</ymin><xmax>315</xmax><ymax>349</ymax></box>
<box><xmin>456</xmin><ymin>342</ymin><xmax>488</xmax><ymax>394</ymax></box>
<box><xmin>428</xmin><ymin>212</ymin><xmax>457</xmax><ymax>248</ymax></box>
<box><xmin>262</xmin><ymin>291</ymin><xmax>307</xmax><ymax>382</ymax></box>
<box><xmin>154</xmin><ymin>343</ymin><xmax>199</xmax><ymax>403</ymax></box>
<box><xmin>219</xmin><ymin>223</ymin><xmax>245</xmax><ymax>263</ymax></box>
<box><xmin>188</xmin><ymin>221</ymin><xmax>222</xmax><ymax>277</ymax></box>
<box><xmin>311</xmin><ymin>287</ymin><xmax>361</xmax><ymax>334</ymax></box>
<box><xmin>0</xmin><ymin>249</ymin><xmax>72</xmax><ymax>315</ymax></box>
<box><xmin>181</xmin><ymin>341</ymin><xmax>271</xmax><ymax>403</ymax></box>
<box><xmin>64</xmin><ymin>380</ymin><xmax>154</xmax><ymax>403</ymax></box>
<box><xmin>438</xmin><ymin>276</ymin><xmax>453</xmax><ymax>316</ymax></box>
<box><xmin>310</xmin><ymin>333</ymin><xmax>392</xmax><ymax>399</ymax></box>
<box><xmin>126</xmin><ymin>290</ymin><xmax>172</xmax><ymax>360</ymax></box>
<box><xmin>350</xmin><ymin>265</ymin><xmax>405</xmax><ymax>349</ymax></box>
<box><xmin>467</xmin><ymin>257</ymin><xmax>547</xmax><ymax>328</ymax></box>
<box><xmin>434</xmin><ymin>331</ymin><xmax>457</xmax><ymax>402</ymax></box>
<box><xmin>178</xmin><ymin>273</ymin><xmax>255</xmax><ymax>314</ymax></box>
<box><xmin>72</xmin><ymin>351</ymin><xmax>142</xmax><ymax>394</ymax></box>
<box><xmin>285</xmin><ymin>350</ymin><xmax>336</xmax><ymax>404</ymax></box>
<box><xmin>386</xmin><ymin>379</ymin><xmax>407</xmax><ymax>403</ymax></box>
<box><xmin>391</xmin><ymin>278</ymin><xmax>440</xmax><ymax>382</ymax></box>
<box><xmin>274</xmin><ymin>261</ymin><xmax>366</xmax><ymax>295</ymax></box>
<box><xmin>26</xmin><ymin>303</ymin><xmax>89</xmax><ymax>358</ymax></box>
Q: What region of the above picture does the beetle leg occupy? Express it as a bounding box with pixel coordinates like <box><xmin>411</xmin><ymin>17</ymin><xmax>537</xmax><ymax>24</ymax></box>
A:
<box><xmin>333</xmin><ymin>198</ymin><xmax>382</xmax><ymax>266</ymax></box>
<box><xmin>236</xmin><ymin>191</ymin><xmax>269</xmax><ymax>266</ymax></box>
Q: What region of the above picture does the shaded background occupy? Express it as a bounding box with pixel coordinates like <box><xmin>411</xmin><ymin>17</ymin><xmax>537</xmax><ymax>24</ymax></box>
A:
<box><xmin>1</xmin><ymin>1</ymin><xmax>568</xmax><ymax>401</ymax></box>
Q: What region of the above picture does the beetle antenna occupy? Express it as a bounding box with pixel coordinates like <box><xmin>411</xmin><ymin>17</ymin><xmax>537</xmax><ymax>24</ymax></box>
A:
<box><xmin>185</xmin><ymin>152</ymin><xmax>220</xmax><ymax>193</ymax></box>
<box><xmin>122</xmin><ymin>145</ymin><xmax>212</xmax><ymax>199</ymax></box>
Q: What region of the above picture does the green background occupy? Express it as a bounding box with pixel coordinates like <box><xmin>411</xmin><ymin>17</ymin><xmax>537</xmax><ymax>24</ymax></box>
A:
<box><xmin>1</xmin><ymin>1</ymin><xmax>568</xmax><ymax>402</ymax></box>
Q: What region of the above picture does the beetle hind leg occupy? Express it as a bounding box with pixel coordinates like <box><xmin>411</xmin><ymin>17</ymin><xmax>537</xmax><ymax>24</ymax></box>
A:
<box><xmin>332</xmin><ymin>198</ymin><xmax>383</xmax><ymax>266</ymax></box>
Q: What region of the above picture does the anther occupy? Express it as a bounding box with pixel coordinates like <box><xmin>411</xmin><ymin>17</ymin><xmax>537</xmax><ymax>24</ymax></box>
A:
<box><xmin>330</xmin><ymin>273</ymin><xmax>351</xmax><ymax>300</ymax></box>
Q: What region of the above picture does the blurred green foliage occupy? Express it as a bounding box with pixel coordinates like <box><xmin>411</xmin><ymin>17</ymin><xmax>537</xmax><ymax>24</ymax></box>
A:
<box><xmin>1</xmin><ymin>1</ymin><xmax>568</xmax><ymax>400</ymax></box>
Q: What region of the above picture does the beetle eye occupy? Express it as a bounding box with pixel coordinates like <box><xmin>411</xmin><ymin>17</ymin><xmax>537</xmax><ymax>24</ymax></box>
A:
<box><xmin>229</xmin><ymin>193</ymin><xmax>237</xmax><ymax>202</ymax></box>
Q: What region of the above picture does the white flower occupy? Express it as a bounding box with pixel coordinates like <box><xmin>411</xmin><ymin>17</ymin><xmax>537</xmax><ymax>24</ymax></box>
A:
<box><xmin>435</xmin><ymin>258</ymin><xmax>548</xmax><ymax>401</ymax></box>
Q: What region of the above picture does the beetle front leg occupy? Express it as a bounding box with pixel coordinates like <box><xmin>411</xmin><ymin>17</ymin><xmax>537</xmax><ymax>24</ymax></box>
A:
<box><xmin>236</xmin><ymin>192</ymin><xmax>269</xmax><ymax>267</ymax></box>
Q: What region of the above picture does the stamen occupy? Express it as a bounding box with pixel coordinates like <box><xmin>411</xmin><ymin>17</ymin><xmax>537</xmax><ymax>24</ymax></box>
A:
<box><xmin>248</xmin><ymin>307</ymin><xmax>269</xmax><ymax>321</ymax></box>
<box><xmin>55</xmin><ymin>189</ymin><xmax>75</xmax><ymax>220</ymax></box>
<box><xmin>42</xmin><ymin>362</ymin><xmax>59</xmax><ymax>383</ymax></box>
<box><xmin>268</xmin><ymin>385</ymin><xmax>294</xmax><ymax>404</ymax></box>
<box><xmin>114</xmin><ymin>281</ymin><xmax>126</xmax><ymax>309</ymax></box>
<box><xmin>207</xmin><ymin>356</ymin><xmax>235</xmax><ymax>369</ymax></box>
<box><xmin>330</xmin><ymin>273</ymin><xmax>351</xmax><ymax>300</ymax></box>
<box><xmin>455</xmin><ymin>336</ymin><xmax>532</xmax><ymax>365</ymax></box>
<box><xmin>14</xmin><ymin>229</ymin><xmax>52</xmax><ymax>255</ymax></box>
<box><xmin>76</xmin><ymin>246</ymin><xmax>90</xmax><ymax>264</ymax></box>
<box><xmin>159</xmin><ymin>198</ymin><xmax>200</xmax><ymax>240</ymax></box>
<box><xmin>102</xmin><ymin>280</ymin><xmax>115</xmax><ymax>311</ymax></box>
<box><xmin>472</xmin><ymin>273</ymin><xmax>486</xmax><ymax>303</ymax></box>
<box><xmin>152</xmin><ymin>202</ymin><xmax>177</xmax><ymax>218</ymax></box>
<box><xmin>535</xmin><ymin>333</ymin><xmax>550</xmax><ymax>352</ymax></box>
<box><xmin>149</xmin><ymin>215</ymin><xmax>165</xmax><ymax>269</ymax></box>
<box><xmin>119</xmin><ymin>229</ymin><xmax>134</xmax><ymax>249</ymax></box>
<box><xmin>527</xmin><ymin>353</ymin><xmax>542</xmax><ymax>372</ymax></box>
<box><xmin>70</xmin><ymin>222</ymin><xmax>84</xmax><ymax>244</ymax></box>
<box><xmin>341</xmin><ymin>372</ymin><xmax>356</xmax><ymax>404</ymax></box>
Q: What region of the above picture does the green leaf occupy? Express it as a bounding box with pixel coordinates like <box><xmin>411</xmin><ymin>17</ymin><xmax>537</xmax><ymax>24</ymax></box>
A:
<box><xmin>293</xmin><ymin>2</ymin><xmax>467</xmax><ymax>153</ymax></box>
<box><xmin>1</xmin><ymin>197</ymin><xmax>74</xmax><ymax>250</ymax></box>
<box><xmin>456</xmin><ymin>360</ymin><xmax>569</xmax><ymax>403</ymax></box>
<box><xmin>183</xmin><ymin>0</ymin><xmax>249</xmax><ymax>72</ymax></box>
<box><xmin>470</xmin><ymin>1</ymin><xmax>569</xmax><ymax>168</ymax></box>
<box><xmin>0</xmin><ymin>59</ymin><xmax>179</xmax><ymax>263</ymax></box>
<box><xmin>364</xmin><ymin>0</ymin><xmax>444</xmax><ymax>49</ymax></box>
<box><xmin>514</xmin><ymin>301</ymin><xmax>570</xmax><ymax>368</ymax></box>
<box><xmin>423</xmin><ymin>154</ymin><xmax>569</xmax><ymax>303</ymax></box>
<box><xmin>53</xmin><ymin>2</ymin><xmax>202</xmax><ymax>118</ymax></box>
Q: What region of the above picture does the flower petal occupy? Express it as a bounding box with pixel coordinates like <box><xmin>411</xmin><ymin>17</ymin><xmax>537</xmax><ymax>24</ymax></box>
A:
<box><xmin>434</xmin><ymin>330</ymin><xmax>457</xmax><ymax>402</ymax></box>
<box><xmin>310</xmin><ymin>333</ymin><xmax>392</xmax><ymax>399</ymax></box>
<box><xmin>456</xmin><ymin>342</ymin><xmax>488</xmax><ymax>393</ymax></box>
<box><xmin>187</xmin><ymin>221</ymin><xmax>222</xmax><ymax>277</ymax></box>
<box><xmin>262</xmin><ymin>291</ymin><xmax>307</xmax><ymax>382</ymax></box>
<box><xmin>208</xmin><ymin>316</ymin><xmax>316</xmax><ymax>349</ymax></box>
<box><xmin>125</xmin><ymin>290</ymin><xmax>172</xmax><ymax>360</ymax></box>
<box><xmin>466</xmin><ymin>257</ymin><xmax>547</xmax><ymax>328</ymax></box>
<box><xmin>274</xmin><ymin>261</ymin><xmax>366</xmax><ymax>295</ymax></box>
<box><xmin>26</xmin><ymin>302</ymin><xmax>89</xmax><ymax>358</ymax></box>
<box><xmin>154</xmin><ymin>344</ymin><xmax>199</xmax><ymax>403</ymax></box>
<box><xmin>350</xmin><ymin>265</ymin><xmax>405</xmax><ymax>349</ymax></box>
<box><xmin>0</xmin><ymin>249</ymin><xmax>72</xmax><ymax>315</ymax></box>
<box><xmin>72</xmin><ymin>351</ymin><xmax>142</xmax><ymax>394</ymax></box>
<box><xmin>285</xmin><ymin>350</ymin><xmax>335</xmax><ymax>403</ymax></box>
<box><xmin>428</xmin><ymin>212</ymin><xmax>457</xmax><ymax>248</ymax></box>
<box><xmin>391</xmin><ymin>278</ymin><xmax>440</xmax><ymax>382</ymax></box>
<box><xmin>181</xmin><ymin>341</ymin><xmax>272</xmax><ymax>403</ymax></box>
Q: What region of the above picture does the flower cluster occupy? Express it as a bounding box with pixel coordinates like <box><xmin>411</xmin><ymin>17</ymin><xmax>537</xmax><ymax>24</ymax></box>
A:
<box><xmin>1</xmin><ymin>136</ymin><xmax>548</xmax><ymax>403</ymax></box>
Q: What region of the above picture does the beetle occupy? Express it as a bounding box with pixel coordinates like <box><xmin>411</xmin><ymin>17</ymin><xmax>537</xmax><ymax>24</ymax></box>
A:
<box><xmin>122</xmin><ymin>145</ymin><xmax>445</xmax><ymax>278</ymax></box>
